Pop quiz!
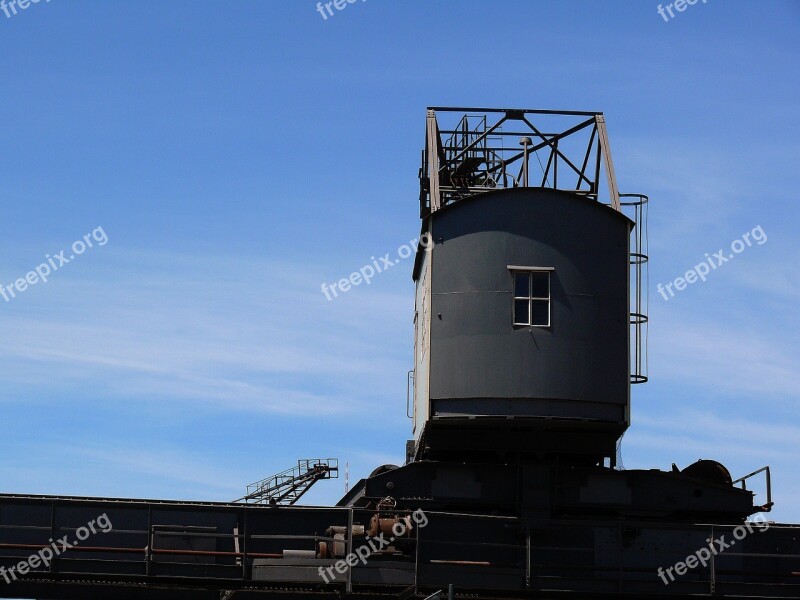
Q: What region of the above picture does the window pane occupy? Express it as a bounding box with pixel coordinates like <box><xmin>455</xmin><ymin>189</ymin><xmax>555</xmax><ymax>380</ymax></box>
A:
<box><xmin>514</xmin><ymin>299</ymin><xmax>530</xmax><ymax>325</ymax></box>
<box><xmin>514</xmin><ymin>273</ymin><xmax>529</xmax><ymax>298</ymax></box>
<box><xmin>531</xmin><ymin>300</ymin><xmax>549</xmax><ymax>326</ymax></box>
<box><xmin>530</xmin><ymin>272</ymin><xmax>549</xmax><ymax>298</ymax></box>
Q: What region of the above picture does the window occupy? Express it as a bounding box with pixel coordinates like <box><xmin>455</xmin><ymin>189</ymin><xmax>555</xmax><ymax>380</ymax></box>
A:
<box><xmin>511</xmin><ymin>268</ymin><xmax>551</xmax><ymax>327</ymax></box>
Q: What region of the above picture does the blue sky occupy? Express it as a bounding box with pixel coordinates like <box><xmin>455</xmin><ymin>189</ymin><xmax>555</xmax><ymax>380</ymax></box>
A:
<box><xmin>0</xmin><ymin>1</ymin><xmax>798</xmax><ymax>521</ymax></box>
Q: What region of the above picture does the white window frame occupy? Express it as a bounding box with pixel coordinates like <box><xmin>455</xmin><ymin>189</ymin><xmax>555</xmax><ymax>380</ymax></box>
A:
<box><xmin>509</xmin><ymin>266</ymin><xmax>553</xmax><ymax>328</ymax></box>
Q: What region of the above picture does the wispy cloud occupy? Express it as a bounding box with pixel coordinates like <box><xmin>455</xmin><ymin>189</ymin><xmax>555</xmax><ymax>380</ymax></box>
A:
<box><xmin>629</xmin><ymin>410</ymin><xmax>800</xmax><ymax>462</ymax></box>
<box><xmin>651</xmin><ymin>318</ymin><xmax>800</xmax><ymax>398</ymax></box>
<box><xmin>0</xmin><ymin>247</ymin><xmax>413</xmax><ymax>416</ymax></box>
<box><xmin>1</xmin><ymin>439</ymin><xmax>248</xmax><ymax>500</ymax></box>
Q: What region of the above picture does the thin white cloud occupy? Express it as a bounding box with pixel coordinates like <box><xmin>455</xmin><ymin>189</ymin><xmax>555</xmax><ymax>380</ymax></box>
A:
<box><xmin>0</xmin><ymin>247</ymin><xmax>414</xmax><ymax>416</ymax></box>
<box><xmin>630</xmin><ymin>410</ymin><xmax>800</xmax><ymax>461</ymax></box>
<box><xmin>650</xmin><ymin>312</ymin><xmax>800</xmax><ymax>398</ymax></box>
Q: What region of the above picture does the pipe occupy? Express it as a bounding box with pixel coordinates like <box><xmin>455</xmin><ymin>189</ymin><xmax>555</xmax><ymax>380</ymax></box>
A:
<box><xmin>430</xmin><ymin>560</ymin><xmax>491</xmax><ymax>566</ymax></box>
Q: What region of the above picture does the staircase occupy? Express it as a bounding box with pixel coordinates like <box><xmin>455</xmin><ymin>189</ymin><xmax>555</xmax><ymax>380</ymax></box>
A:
<box><xmin>236</xmin><ymin>459</ymin><xmax>339</xmax><ymax>505</ymax></box>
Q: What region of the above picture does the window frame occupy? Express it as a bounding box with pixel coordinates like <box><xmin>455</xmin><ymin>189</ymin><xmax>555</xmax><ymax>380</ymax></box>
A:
<box><xmin>509</xmin><ymin>266</ymin><xmax>553</xmax><ymax>328</ymax></box>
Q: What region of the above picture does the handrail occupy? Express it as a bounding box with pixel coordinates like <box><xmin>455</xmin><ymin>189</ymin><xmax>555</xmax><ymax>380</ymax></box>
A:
<box><xmin>406</xmin><ymin>370</ymin><xmax>415</xmax><ymax>418</ymax></box>
<box><xmin>733</xmin><ymin>466</ymin><xmax>773</xmax><ymax>511</ymax></box>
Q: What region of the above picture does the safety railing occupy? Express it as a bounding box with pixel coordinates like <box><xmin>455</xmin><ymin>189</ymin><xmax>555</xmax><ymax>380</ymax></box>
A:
<box><xmin>621</xmin><ymin>193</ymin><xmax>649</xmax><ymax>384</ymax></box>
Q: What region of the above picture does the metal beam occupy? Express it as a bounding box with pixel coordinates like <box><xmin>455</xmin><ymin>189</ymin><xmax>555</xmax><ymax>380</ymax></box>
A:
<box><xmin>596</xmin><ymin>114</ymin><xmax>621</xmax><ymax>211</ymax></box>
<box><xmin>426</xmin><ymin>109</ymin><xmax>442</xmax><ymax>212</ymax></box>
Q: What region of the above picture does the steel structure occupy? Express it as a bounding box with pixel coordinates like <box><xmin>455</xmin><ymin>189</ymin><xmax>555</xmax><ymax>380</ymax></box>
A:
<box><xmin>421</xmin><ymin>107</ymin><xmax>620</xmax><ymax>214</ymax></box>
<box><xmin>420</xmin><ymin>107</ymin><xmax>648</xmax><ymax>386</ymax></box>
<box><xmin>0</xmin><ymin>107</ymin><xmax>796</xmax><ymax>600</ymax></box>
<box><xmin>235</xmin><ymin>459</ymin><xmax>339</xmax><ymax>505</ymax></box>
